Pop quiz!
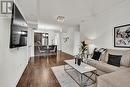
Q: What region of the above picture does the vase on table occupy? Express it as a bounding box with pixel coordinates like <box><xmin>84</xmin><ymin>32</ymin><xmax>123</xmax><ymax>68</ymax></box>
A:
<box><xmin>77</xmin><ymin>58</ymin><xmax>82</xmax><ymax>66</ymax></box>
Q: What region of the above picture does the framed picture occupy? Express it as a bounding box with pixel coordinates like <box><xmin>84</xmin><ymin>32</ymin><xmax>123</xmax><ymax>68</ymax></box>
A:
<box><xmin>114</xmin><ymin>24</ymin><xmax>130</xmax><ymax>48</ymax></box>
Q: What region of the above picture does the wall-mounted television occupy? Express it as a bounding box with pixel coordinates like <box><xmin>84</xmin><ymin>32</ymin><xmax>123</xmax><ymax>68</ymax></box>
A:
<box><xmin>10</xmin><ymin>3</ymin><xmax>28</xmax><ymax>48</ymax></box>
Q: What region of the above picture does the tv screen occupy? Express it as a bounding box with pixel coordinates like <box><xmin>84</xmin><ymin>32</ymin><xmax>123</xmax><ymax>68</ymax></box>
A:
<box><xmin>10</xmin><ymin>3</ymin><xmax>28</xmax><ymax>48</ymax></box>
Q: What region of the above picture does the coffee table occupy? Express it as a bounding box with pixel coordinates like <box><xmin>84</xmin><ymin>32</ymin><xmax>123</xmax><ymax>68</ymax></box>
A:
<box><xmin>64</xmin><ymin>59</ymin><xmax>97</xmax><ymax>87</ymax></box>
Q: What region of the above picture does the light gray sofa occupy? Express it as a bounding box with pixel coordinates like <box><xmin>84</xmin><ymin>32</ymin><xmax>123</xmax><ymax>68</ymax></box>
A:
<box><xmin>85</xmin><ymin>49</ymin><xmax>130</xmax><ymax>87</ymax></box>
<box><xmin>97</xmin><ymin>68</ymin><xmax>130</xmax><ymax>87</ymax></box>
<box><xmin>86</xmin><ymin>49</ymin><xmax>130</xmax><ymax>75</ymax></box>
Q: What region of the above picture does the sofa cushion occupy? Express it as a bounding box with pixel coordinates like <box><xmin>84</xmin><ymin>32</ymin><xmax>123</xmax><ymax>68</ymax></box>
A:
<box><xmin>96</xmin><ymin>61</ymin><xmax>119</xmax><ymax>73</ymax></box>
<box><xmin>86</xmin><ymin>59</ymin><xmax>117</xmax><ymax>73</ymax></box>
<box><xmin>107</xmin><ymin>54</ymin><xmax>122</xmax><ymax>67</ymax></box>
<box><xmin>86</xmin><ymin>58</ymin><xmax>98</xmax><ymax>67</ymax></box>
<box><xmin>97</xmin><ymin>68</ymin><xmax>130</xmax><ymax>87</ymax></box>
<box><xmin>104</xmin><ymin>49</ymin><xmax>130</xmax><ymax>67</ymax></box>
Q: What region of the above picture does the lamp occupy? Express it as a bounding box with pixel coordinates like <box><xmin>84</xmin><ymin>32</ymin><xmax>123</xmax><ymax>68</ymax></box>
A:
<box><xmin>86</xmin><ymin>39</ymin><xmax>96</xmax><ymax>54</ymax></box>
<box><xmin>85</xmin><ymin>39</ymin><xmax>93</xmax><ymax>45</ymax></box>
<box><xmin>85</xmin><ymin>39</ymin><xmax>95</xmax><ymax>56</ymax></box>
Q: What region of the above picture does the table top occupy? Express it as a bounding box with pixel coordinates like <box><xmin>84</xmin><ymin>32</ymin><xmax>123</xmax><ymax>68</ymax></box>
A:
<box><xmin>64</xmin><ymin>59</ymin><xmax>96</xmax><ymax>74</ymax></box>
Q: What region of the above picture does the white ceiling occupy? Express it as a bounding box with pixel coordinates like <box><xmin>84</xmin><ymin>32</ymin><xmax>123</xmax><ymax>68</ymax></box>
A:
<box><xmin>38</xmin><ymin>0</ymin><xmax>125</xmax><ymax>25</ymax></box>
<box><xmin>18</xmin><ymin>0</ymin><xmax>126</xmax><ymax>27</ymax></box>
<box><xmin>16</xmin><ymin>0</ymin><xmax>38</xmax><ymax>23</ymax></box>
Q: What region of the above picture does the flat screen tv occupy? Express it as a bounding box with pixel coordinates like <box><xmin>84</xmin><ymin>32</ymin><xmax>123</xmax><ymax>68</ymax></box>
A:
<box><xmin>10</xmin><ymin>3</ymin><xmax>28</xmax><ymax>48</ymax></box>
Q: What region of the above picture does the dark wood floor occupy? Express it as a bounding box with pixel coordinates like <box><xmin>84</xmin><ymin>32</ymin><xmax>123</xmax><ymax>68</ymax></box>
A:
<box><xmin>17</xmin><ymin>51</ymin><xmax>73</xmax><ymax>87</ymax></box>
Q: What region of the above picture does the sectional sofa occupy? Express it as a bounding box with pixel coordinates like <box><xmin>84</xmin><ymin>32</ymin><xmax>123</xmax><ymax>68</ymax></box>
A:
<box><xmin>85</xmin><ymin>49</ymin><xmax>130</xmax><ymax>87</ymax></box>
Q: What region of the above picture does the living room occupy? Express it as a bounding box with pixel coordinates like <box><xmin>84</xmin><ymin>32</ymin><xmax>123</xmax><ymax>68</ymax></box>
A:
<box><xmin>0</xmin><ymin>0</ymin><xmax>130</xmax><ymax>87</ymax></box>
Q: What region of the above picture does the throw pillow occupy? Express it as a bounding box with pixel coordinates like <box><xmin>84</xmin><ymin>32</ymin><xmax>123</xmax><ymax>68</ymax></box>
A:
<box><xmin>98</xmin><ymin>48</ymin><xmax>107</xmax><ymax>61</ymax></box>
<box><xmin>92</xmin><ymin>50</ymin><xmax>101</xmax><ymax>60</ymax></box>
<box><xmin>91</xmin><ymin>48</ymin><xmax>107</xmax><ymax>61</ymax></box>
<box><xmin>107</xmin><ymin>54</ymin><xmax>122</xmax><ymax>67</ymax></box>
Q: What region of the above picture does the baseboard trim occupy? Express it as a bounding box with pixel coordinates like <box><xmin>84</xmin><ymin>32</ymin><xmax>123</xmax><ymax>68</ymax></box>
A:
<box><xmin>16</xmin><ymin>57</ymin><xmax>31</xmax><ymax>87</ymax></box>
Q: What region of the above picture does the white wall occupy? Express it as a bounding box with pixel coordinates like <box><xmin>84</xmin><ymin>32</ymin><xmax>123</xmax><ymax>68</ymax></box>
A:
<box><xmin>73</xmin><ymin>25</ymin><xmax>80</xmax><ymax>55</ymax></box>
<box><xmin>48</xmin><ymin>31</ymin><xmax>59</xmax><ymax>45</ymax></box>
<box><xmin>81</xmin><ymin>0</ymin><xmax>130</xmax><ymax>50</ymax></box>
<box><xmin>61</xmin><ymin>25</ymin><xmax>80</xmax><ymax>55</ymax></box>
<box><xmin>0</xmin><ymin>1</ymin><xmax>29</xmax><ymax>87</ymax></box>
<box><xmin>61</xmin><ymin>27</ymin><xmax>74</xmax><ymax>55</ymax></box>
<box><xmin>0</xmin><ymin>18</ymin><xmax>29</xmax><ymax>87</ymax></box>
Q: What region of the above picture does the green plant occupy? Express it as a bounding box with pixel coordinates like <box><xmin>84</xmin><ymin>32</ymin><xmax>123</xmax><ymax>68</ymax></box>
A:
<box><xmin>79</xmin><ymin>41</ymin><xmax>88</xmax><ymax>56</ymax></box>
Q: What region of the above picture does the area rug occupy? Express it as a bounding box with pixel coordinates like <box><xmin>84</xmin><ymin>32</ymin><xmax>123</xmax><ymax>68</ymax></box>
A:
<box><xmin>51</xmin><ymin>65</ymin><xmax>96</xmax><ymax>87</ymax></box>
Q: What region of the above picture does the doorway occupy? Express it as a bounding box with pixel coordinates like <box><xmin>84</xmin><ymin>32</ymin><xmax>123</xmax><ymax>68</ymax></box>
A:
<box><xmin>34</xmin><ymin>32</ymin><xmax>57</xmax><ymax>56</ymax></box>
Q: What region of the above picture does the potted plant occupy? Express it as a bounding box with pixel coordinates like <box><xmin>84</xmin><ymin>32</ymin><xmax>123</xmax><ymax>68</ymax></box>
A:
<box><xmin>74</xmin><ymin>41</ymin><xmax>88</xmax><ymax>65</ymax></box>
<box><xmin>79</xmin><ymin>41</ymin><xmax>88</xmax><ymax>59</ymax></box>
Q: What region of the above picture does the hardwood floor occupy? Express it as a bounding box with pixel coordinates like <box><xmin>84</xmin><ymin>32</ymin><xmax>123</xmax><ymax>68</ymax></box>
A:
<box><xmin>17</xmin><ymin>51</ymin><xmax>73</xmax><ymax>87</ymax></box>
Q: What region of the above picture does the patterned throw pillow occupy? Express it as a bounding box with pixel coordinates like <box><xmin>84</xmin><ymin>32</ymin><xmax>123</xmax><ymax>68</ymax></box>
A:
<box><xmin>92</xmin><ymin>48</ymin><xmax>107</xmax><ymax>61</ymax></box>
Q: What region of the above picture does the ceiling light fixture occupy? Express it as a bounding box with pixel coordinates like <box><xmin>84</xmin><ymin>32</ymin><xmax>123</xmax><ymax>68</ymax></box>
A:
<box><xmin>57</xmin><ymin>16</ymin><xmax>65</xmax><ymax>23</ymax></box>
